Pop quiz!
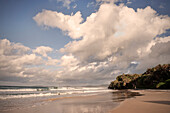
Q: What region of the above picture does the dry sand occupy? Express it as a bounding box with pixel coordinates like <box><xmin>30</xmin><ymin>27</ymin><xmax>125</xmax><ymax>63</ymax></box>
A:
<box><xmin>109</xmin><ymin>90</ymin><xmax>170</xmax><ymax>113</ymax></box>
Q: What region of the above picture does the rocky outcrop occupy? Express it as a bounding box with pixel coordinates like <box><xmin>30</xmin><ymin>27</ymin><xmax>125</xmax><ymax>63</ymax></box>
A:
<box><xmin>108</xmin><ymin>64</ymin><xmax>170</xmax><ymax>89</ymax></box>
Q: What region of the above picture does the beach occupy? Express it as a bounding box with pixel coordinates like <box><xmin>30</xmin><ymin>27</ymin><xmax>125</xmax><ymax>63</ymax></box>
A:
<box><xmin>1</xmin><ymin>92</ymin><xmax>118</xmax><ymax>113</ymax></box>
<box><xmin>0</xmin><ymin>87</ymin><xmax>140</xmax><ymax>113</ymax></box>
<box><xmin>110</xmin><ymin>90</ymin><xmax>170</xmax><ymax>113</ymax></box>
<box><xmin>0</xmin><ymin>86</ymin><xmax>119</xmax><ymax>113</ymax></box>
<box><xmin>0</xmin><ymin>89</ymin><xmax>170</xmax><ymax>113</ymax></box>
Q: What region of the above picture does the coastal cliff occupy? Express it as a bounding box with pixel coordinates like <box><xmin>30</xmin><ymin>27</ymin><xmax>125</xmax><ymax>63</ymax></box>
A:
<box><xmin>108</xmin><ymin>64</ymin><xmax>170</xmax><ymax>89</ymax></box>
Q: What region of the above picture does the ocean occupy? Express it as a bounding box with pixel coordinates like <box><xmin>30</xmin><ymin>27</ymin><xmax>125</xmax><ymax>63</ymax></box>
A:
<box><xmin>0</xmin><ymin>85</ymin><xmax>142</xmax><ymax>113</ymax></box>
<box><xmin>0</xmin><ymin>85</ymin><xmax>114</xmax><ymax>112</ymax></box>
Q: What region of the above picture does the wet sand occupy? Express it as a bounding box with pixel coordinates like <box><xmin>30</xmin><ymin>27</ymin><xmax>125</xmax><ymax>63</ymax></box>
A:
<box><xmin>1</xmin><ymin>92</ymin><xmax>119</xmax><ymax>113</ymax></box>
<box><xmin>110</xmin><ymin>90</ymin><xmax>170</xmax><ymax>113</ymax></box>
<box><xmin>1</xmin><ymin>90</ymin><xmax>170</xmax><ymax>113</ymax></box>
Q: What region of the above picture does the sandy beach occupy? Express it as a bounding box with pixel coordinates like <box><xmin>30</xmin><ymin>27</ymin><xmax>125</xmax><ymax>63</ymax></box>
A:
<box><xmin>1</xmin><ymin>90</ymin><xmax>170</xmax><ymax>113</ymax></box>
<box><xmin>110</xmin><ymin>90</ymin><xmax>170</xmax><ymax>113</ymax></box>
<box><xmin>1</xmin><ymin>92</ymin><xmax>119</xmax><ymax>113</ymax></box>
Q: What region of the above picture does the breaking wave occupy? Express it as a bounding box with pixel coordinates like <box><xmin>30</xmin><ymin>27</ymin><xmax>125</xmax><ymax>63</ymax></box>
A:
<box><xmin>0</xmin><ymin>86</ymin><xmax>112</xmax><ymax>100</ymax></box>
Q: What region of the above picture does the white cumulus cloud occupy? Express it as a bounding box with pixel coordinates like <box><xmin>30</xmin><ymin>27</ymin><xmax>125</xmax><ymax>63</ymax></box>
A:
<box><xmin>3</xmin><ymin>2</ymin><xmax>170</xmax><ymax>86</ymax></box>
<box><xmin>0</xmin><ymin>39</ymin><xmax>60</xmax><ymax>85</ymax></box>
<box><xmin>33</xmin><ymin>46</ymin><xmax>53</xmax><ymax>57</ymax></box>
<box><xmin>33</xmin><ymin>10</ymin><xmax>83</xmax><ymax>39</ymax></box>
<box><xmin>33</xmin><ymin>3</ymin><xmax>170</xmax><ymax>85</ymax></box>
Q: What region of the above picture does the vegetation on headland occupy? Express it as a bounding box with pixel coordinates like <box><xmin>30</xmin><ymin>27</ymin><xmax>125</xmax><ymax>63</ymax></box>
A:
<box><xmin>108</xmin><ymin>64</ymin><xmax>170</xmax><ymax>89</ymax></box>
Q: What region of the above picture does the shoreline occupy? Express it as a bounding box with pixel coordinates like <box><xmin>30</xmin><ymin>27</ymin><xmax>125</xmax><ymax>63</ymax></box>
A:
<box><xmin>109</xmin><ymin>89</ymin><xmax>170</xmax><ymax>113</ymax></box>
<box><xmin>0</xmin><ymin>91</ymin><xmax>119</xmax><ymax>113</ymax></box>
<box><xmin>1</xmin><ymin>89</ymin><xmax>170</xmax><ymax>113</ymax></box>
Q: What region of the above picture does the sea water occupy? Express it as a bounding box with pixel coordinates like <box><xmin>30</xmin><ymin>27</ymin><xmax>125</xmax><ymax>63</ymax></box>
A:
<box><xmin>0</xmin><ymin>85</ymin><xmax>113</xmax><ymax>111</ymax></box>
<box><xmin>0</xmin><ymin>86</ymin><xmax>143</xmax><ymax>113</ymax></box>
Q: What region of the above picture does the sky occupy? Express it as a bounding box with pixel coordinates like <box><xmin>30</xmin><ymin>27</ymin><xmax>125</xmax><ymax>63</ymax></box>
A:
<box><xmin>0</xmin><ymin>0</ymin><xmax>170</xmax><ymax>86</ymax></box>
